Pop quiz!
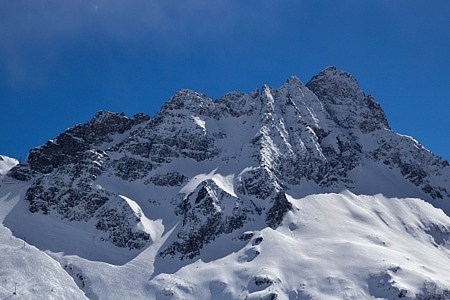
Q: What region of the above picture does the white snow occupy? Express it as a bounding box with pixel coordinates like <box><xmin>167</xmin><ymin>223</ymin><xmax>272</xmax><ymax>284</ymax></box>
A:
<box><xmin>180</xmin><ymin>168</ymin><xmax>236</xmax><ymax>197</ymax></box>
<box><xmin>0</xmin><ymin>155</ymin><xmax>18</xmax><ymax>176</ymax></box>
<box><xmin>2</xmin><ymin>178</ymin><xmax>450</xmax><ymax>299</ymax></box>
<box><xmin>144</xmin><ymin>192</ymin><xmax>450</xmax><ymax>299</ymax></box>
<box><xmin>119</xmin><ymin>195</ymin><xmax>163</xmax><ymax>238</ymax></box>
<box><xmin>191</xmin><ymin>116</ymin><xmax>206</xmax><ymax>131</ymax></box>
<box><xmin>0</xmin><ymin>184</ymin><xmax>88</xmax><ymax>299</ymax></box>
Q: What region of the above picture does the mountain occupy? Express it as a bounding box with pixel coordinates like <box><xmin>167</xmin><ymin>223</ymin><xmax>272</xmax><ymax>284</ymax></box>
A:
<box><xmin>1</xmin><ymin>67</ymin><xmax>449</xmax><ymax>299</ymax></box>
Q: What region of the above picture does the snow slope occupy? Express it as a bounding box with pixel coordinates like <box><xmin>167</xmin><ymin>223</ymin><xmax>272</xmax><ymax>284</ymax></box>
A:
<box><xmin>0</xmin><ymin>184</ymin><xmax>87</xmax><ymax>299</ymax></box>
<box><xmin>148</xmin><ymin>192</ymin><xmax>450</xmax><ymax>299</ymax></box>
<box><xmin>2</xmin><ymin>183</ymin><xmax>449</xmax><ymax>299</ymax></box>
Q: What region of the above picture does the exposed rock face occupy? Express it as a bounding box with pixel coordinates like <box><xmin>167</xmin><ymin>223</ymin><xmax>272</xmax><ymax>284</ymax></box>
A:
<box><xmin>6</xmin><ymin>67</ymin><xmax>450</xmax><ymax>259</ymax></box>
<box><xmin>9</xmin><ymin>112</ymin><xmax>152</xmax><ymax>249</ymax></box>
<box><xmin>9</xmin><ymin>111</ymin><xmax>150</xmax><ymax>180</ymax></box>
<box><xmin>114</xmin><ymin>90</ymin><xmax>220</xmax><ymax>164</ymax></box>
<box><xmin>161</xmin><ymin>179</ymin><xmax>253</xmax><ymax>259</ymax></box>
<box><xmin>306</xmin><ymin>66</ymin><xmax>389</xmax><ymax>132</ymax></box>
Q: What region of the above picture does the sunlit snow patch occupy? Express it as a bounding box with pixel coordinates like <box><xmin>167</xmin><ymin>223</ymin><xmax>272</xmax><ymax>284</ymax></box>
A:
<box><xmin>192</xmin><ymin>116</ymin><xmax>206</xmax><ymax>131</ymax></box>
<box><xmin>0</xmin><ymin>155</ymin><xmax>18</xmax><ymax>175</ymax></box>
<box><xmin>180</xmin><ymin>168</ymin><xmax>236</xmax><ymax>197</ymax></box>
<box><xmin>119</xmin><ymin>195</ymin><xmax>163</xmax><ymax>239</ymax></box>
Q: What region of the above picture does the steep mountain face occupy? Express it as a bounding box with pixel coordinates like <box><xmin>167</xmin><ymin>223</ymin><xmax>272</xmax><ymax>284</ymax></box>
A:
<box><xmin>306</xmin><ymin>67</ymin><xmax>448</xmax><ymax>201</ymax></box>
<box><xmin>3</xmin><ymin>67</ymin><xmax>450</xmax><ymax>299</ymax></box>
<box><xmin>9</xmin><ymin>111</ymin><xmax>153</xmax><ymax>249</ymax></box>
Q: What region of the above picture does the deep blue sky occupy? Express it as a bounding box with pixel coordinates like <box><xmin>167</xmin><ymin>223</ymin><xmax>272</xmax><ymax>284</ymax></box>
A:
<box><xmin>1</xmin><ymin>1</ymin><xmax>449</xmax><ymax>161</ymax></box>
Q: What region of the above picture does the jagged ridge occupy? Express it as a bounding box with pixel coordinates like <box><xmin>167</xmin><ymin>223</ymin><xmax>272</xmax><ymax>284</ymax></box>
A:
<box><xmin>6</xmin><ymin>66</ymin><xmax>450</xmax><ymax>258</ymax></box>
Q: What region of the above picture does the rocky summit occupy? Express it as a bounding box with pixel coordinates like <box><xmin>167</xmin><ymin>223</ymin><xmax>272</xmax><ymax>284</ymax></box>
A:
<box><xmin>2</xmin><ymin>67</ymin><xmax>450</xmax><ymax>299</ymax></box>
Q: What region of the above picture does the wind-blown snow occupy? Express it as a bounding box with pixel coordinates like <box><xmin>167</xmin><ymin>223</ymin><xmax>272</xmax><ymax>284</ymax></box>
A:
<box><xmin>0</xmin><ymin>155</ymin><xmax>18</xmax><ymax>175</ymax></box>
<box><xmin>119</xmin><ymin>195</ymin><xmax>163</xmax><ymax>239</ymax></box>
<box><xmin>180</xmin><ymin>168</ymin><xmax>236</xmax><ymax>197</ymax></box>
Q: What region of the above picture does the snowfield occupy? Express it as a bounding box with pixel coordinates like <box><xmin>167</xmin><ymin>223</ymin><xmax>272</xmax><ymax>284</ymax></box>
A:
<box><xmin>1</xmin><ymin>182</ymin><xmax>450</xmax><ymax>299</ymax></box>
<box><xmin>0</xmin><ymin>184</ymin><xmax>87</xmax><ymax>299</ymax></box>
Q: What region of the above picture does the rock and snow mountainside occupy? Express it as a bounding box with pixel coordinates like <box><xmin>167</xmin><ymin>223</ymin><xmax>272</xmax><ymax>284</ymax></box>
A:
<box><xmin>1</xmin><ymin>67</ymin><xmax>450</xmax><ymax>299</ymax></box>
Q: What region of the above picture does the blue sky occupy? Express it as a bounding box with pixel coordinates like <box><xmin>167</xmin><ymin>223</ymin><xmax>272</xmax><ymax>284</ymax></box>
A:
<box><xmin>1</xmin><ymin>1</ymin><xmax>449</xmax><ymax>161</ymax></box>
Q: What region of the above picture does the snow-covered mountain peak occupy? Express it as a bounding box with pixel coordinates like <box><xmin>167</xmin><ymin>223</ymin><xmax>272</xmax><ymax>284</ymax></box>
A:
<box><xmin>1</xmin><ymin>68</ymin><xmax>450</xmax><ymax>299</ymax></box>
